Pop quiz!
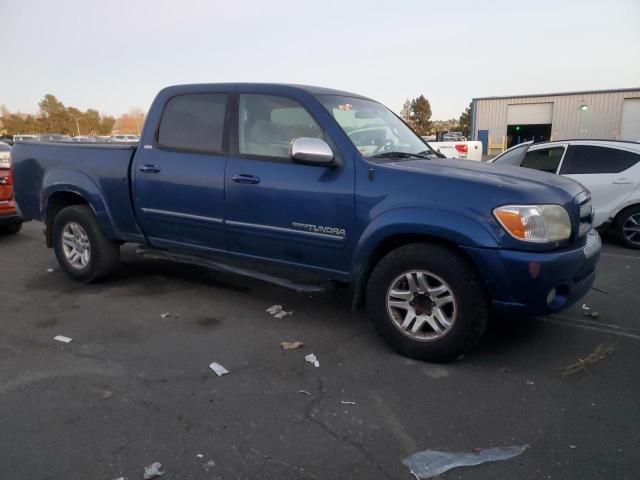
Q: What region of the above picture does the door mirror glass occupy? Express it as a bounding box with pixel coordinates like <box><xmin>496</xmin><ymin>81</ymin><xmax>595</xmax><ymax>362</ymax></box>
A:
<box><xmin>290</xmin><ymin>137</ymin><xmax>334</xmax><ymax>166</ymax></box>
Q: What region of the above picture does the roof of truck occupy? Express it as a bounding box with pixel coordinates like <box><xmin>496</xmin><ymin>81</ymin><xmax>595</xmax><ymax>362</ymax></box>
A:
<box><xmin>159</xmin><ymin>83</ymin><xmax>374</xmax><ymax>100</ymax></box>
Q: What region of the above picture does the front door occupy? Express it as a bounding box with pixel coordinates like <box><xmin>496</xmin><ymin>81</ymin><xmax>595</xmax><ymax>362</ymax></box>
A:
<box><xmin>225</xmin><ymin>93</ymin><xmax>354</xmax><ymax>274</ymax></box>
<box><xmin>133</xmin><ymin>93</ymin><xmax>229</xmax><ymax>253</ymax></box>
<box><xmin>560</xmin><ymin>145</ymin><xmax>640</xmax><ymax>226</ymax></box>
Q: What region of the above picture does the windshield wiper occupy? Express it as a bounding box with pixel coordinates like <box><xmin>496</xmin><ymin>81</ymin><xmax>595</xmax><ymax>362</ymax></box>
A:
<box><xmin>418</xmin><ymin>149</ymin><xmax>446</xmax><ymax>158</ymax></box>
<box><xmin>371</xmin><ymin>151</ymin><xmax>432</xmax><ymax>160</ymax></box>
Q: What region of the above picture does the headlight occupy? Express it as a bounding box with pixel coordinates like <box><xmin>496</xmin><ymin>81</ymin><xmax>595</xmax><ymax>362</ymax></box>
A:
<box><xmin>493</xmin><ymin>205</ymin><xmax>571</xmax><ymax>243</ymax></box>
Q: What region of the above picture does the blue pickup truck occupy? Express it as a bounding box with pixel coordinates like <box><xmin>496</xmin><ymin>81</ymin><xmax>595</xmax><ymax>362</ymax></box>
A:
<box><xmin>12</xmin><ymin>83</ymin><xmax>601</xmax><ymax>361</ymax></box>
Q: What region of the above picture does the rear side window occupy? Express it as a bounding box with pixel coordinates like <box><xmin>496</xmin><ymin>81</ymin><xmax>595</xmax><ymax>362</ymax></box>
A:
<box><xmin>560</xmin><ymin>145</ymin><xmax>640</xmax><ymax>174</ymax></box>
<box><xmin>158</xmin><ymin>94</ymin><xmax>227</xmax><ymax>154</ymax></box>
<box><xmin>238</xmin><ymin>94</ymin><xmax>322</xmax><ymax>159</ymax></box>
<box><xmin>521</xmin><ymin>147</ymin><xmax>565</xmax><ymax>173</ymax></box>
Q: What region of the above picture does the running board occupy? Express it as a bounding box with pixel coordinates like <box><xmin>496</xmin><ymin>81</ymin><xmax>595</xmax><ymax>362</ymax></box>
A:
<box><xmin>136</xmin><ymin>247</ymin><xmax>333</xmax><ymax>294</ymax></box>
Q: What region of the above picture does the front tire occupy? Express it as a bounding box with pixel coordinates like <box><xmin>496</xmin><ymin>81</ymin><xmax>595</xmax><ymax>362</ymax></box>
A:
<box><xmin>615</xmin><ymin>205</ymin><xmax>640</xmax><ymax>250</ymax></box>
<box><xmin>366</xmin><ymin>243</ymin><xmax>489</xmax><ymax>362</ymax></box>
<box><xmin>52</xmin><ymin>205</ymin><xmax>120</xmax><ymax>282</ymax></box>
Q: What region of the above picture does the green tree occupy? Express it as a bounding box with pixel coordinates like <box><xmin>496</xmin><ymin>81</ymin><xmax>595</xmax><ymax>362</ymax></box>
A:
<box><xmin>410</xmin><ymin>95</ymin><xmax>432</xmax><ymax>135</ymax></box>
<box><xmin>39</xmin><ymin>94</ymin><xmax>73</xmax><ymax>134</ymax></box>
<box><xmin>400</xmin><ymin>99</ymin><xmax>412</xmax><ymax>124</ymax></box>
<box><xmin>99</xmin><ymin>115</ymin><xmax>116</xmax><ymax>135</ymax></box>
<box><xmin>459</xmin><ymin>101</ymin><xmax>472</xmax><ymax>136</ymax></box>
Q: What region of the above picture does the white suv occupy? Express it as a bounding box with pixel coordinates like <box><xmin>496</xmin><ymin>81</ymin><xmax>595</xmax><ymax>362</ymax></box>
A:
<box><xmin>491</xmin><ymin>140</ymin><xmax>640</xmax><ymax>249</ymax></box>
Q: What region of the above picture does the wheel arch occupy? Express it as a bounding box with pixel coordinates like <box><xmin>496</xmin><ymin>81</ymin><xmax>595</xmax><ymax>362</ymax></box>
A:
<box><xmin>351</xmin><ymin>232</ymin><xmax>490</xmax><ymax>310</ymax></box>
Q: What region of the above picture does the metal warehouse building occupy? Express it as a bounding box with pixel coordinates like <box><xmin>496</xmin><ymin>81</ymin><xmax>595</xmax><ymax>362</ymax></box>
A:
<box><xmin>471</xmin><ymin>87</ymin><xmax>640</xmax><ymax>155</ymax></box>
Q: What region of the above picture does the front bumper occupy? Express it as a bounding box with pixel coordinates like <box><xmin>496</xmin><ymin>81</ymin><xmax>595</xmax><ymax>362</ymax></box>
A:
<box><xmin>463</xmin><ymin>230</ymin><xmax>601</xmax><ymax>315</ymax></box>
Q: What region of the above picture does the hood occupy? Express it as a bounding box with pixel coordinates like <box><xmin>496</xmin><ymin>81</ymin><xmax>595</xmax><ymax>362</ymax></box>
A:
<box><xmin>385</xmin><ymin>157</ymin><xmax>586</xmax><ymax>199</ymax></box>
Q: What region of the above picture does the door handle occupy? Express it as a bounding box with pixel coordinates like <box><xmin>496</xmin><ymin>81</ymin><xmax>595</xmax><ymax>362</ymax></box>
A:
<box><xmin>139</xmin><ymin>164</ymin><xmax>161</xmax><ymax>173</ymax></box>
<box><xmin>232</xmin><ymin>174</ymin><xmax>260</xmax><ymax>184</ymax></box>
<box><xmin>612</xmin><ymin>178</ymin><xmax>633</xmax><ymax>184</ymax></box>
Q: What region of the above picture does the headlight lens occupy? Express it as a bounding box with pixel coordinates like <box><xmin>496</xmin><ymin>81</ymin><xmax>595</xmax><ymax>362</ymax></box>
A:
<box><xmin>493</xmin><ymin>205</ymin><xmax>571</xmax><ymax>243</ymax></box>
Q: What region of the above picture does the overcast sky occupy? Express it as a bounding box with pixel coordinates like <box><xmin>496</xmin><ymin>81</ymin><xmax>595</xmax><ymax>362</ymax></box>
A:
<box><xmin>1</xmin><ymin>0</ymin><xmax>639</xmax><ymax>119</ymax></box>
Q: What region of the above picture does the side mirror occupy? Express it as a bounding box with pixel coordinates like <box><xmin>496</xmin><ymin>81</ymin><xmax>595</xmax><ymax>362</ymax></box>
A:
<box><xmin>290</xmin><ymin>137</ymin><xmax>335</xmax><ymax>166</ymax></box>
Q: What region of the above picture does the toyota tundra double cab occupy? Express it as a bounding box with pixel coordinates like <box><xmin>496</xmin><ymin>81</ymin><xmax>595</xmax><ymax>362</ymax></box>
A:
<box><xmin>11</xmin><ymin>83</ymin><xmax>601</xmax><ymax>361</ymax></box>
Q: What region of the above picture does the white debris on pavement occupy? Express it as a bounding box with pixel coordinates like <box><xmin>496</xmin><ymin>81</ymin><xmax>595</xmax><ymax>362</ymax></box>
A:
<box><xmin>202</xmin><ymin>460</ymin><xmax>216</xmax><ymax>472</ymax></box>
<box><xmin>305</xmin><ymin>353</ymin><xmax>320</xmax><ymax>368</ymax></box>
<box><xmin>274</xmin><ymin>310</ymin><xmax>293</xmax><ymax>319</ymax></box>
<box><xmin>196</xmin><ymin>454</ymin><xmax>204</xmax><ymax>458</ymax></box>
<box><xmin>340</xmin><ymin>400</ymin><xmax>356</xmax><ymax>405</ymax></box>
<box><xmin>209</xmin><ymin>362</ymin><xmax>229</xmax><ymax>376</ymax></box>
<box><xmin>582</xmin><ymin>304</ymin><xmax>591</xmax><ymax>311</ymax></box>
<box><xmin>266</xmin><ymin>305</ymin><xmax>283</xmax><ymax>315</ymax></box>
<box><xmin>403</xmin><ymin>445</ymin><xmax>529</xmax><ymax>479</ymax></box>
<box><xmin>297</xmin><ymin>390</ymin><xmax>312</xmax><ymax>396</ymax></box>
<box><xmin>142</xmin><ymin>462</ymin><xmax>164</xmax><ymax>479</ymax></box>
<box><xmin>46</xmin><ymin>268</ymin><xmax>55</xmax><ymax>273</ymax></box>
<box><xmin>280</xmin><ymin>341</ymin><xmax>304</xmax><ymax>351</ymax></box>
<box><xmin>160</xmin><ymin>312</ymin><xmax>180</xmax><ymax>319</ymax></box>
<box><xmin>53</xmin><ymin>335</ymin><xmax>73</xmax><ymax>343</ymax></box>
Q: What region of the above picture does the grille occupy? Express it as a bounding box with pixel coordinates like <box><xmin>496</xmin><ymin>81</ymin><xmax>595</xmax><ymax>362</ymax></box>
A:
<box><xmin>576</xmin><ymin>192</ymin><xmax>593</xmax><ymax>238</ymax></box>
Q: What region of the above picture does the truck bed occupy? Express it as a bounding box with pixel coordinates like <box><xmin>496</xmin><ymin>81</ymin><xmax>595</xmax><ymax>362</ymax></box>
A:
<box><xmin>11</xmin><ymin>141</ymin><xmax>142</xmax><ymax>241</ymax></box>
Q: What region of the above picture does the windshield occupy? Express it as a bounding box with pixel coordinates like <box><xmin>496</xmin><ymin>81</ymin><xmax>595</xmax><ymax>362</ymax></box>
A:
<box><xmin>318</xmin><ymin>95</ymin><xmax>433</xmax><ymax>159</ymax></box>
<box><xmin>0</xmin><ymin>143</ymin><xmax>11</xmax><ymax>152</ymax></box>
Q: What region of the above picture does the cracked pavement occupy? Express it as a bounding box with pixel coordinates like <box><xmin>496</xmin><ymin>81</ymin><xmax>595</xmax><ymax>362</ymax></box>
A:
<box><xmin>1</xmin><ymin>223</ymin><xmax>639</xmax><ymax>479</ymax></box>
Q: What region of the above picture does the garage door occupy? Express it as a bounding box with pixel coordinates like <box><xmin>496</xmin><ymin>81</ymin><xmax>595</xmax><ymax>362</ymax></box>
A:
<box><xmin>507</xmin><ymin>103</ymin><xmax>553</xmax><ymax>125</ymax></box>
<box><xmin>620</xmin><ymin>98</ymin><xmax>640</xmax><ymax>141</ymax></box>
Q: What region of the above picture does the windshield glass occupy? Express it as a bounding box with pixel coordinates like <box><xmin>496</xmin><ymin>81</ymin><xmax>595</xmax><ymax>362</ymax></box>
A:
<box><xmin>318</xmin><ymin>95</ymin><xmax>432</xmax><ymax>159</ymax></box>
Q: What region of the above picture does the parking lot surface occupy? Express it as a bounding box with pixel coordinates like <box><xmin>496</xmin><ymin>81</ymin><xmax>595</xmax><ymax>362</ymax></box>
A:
<box><xmin>1</xmin><ymin>222</ymin><xmax>639</xmax><ymax>480</ymax></box>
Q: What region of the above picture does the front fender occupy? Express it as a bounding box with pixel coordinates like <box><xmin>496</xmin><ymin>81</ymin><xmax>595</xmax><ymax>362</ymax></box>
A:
<box><xmin>42</xmin><ymin>169</ymin><xmax>118</xmax><ymax>239</ymax></box>
<box><xmin>351</xmin><ymin>207</ymin><xmax>499</xmax><ymax>277</ymax></box>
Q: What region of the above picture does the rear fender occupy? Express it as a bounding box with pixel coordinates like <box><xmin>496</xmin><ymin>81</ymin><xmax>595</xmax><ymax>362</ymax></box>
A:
<box><xmin>42</xmin><ymin>169</ymin><xmax>118</xmax><ymax>239</ymax></box>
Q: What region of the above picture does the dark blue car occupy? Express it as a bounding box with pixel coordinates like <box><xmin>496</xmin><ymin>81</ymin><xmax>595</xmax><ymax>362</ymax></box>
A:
<box><xmin>11</xmin><ymin>83</ymin><xmax>601</xmax><ymax>361</ymax></box>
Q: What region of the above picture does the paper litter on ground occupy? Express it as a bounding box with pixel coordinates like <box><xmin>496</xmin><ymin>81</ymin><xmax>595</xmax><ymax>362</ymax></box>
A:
<box><xmin>266</xmin><ymin>305</ymin><xmax>283</xmax><ymax>315</ymax></box>
<box><xmin>209</xmin><ymin>362</ymin><xmax>229</xmax><ymax>376</ymax></box>
<box><xmin>274</xmin><ymin>310</ymin><xmax>292</xmax><ymax>319</ymax></box>
<box><xmin>402</xmin><ymin>445</ymin><xmax>529</xmax><ymax>479</ymax></box>
<box><xmin>280</xmin><ymin>341</ymin><xmax>304</xmax><ymax>351</ymax></box>
<box><xmin>340</xmin><ymin>400</ymin><xmax>356</xmax><ymax>405</ymax></box>
<box><xmin>305</xmin><ymin>353</ymin><xmax>319</xmax><ymax>368</ymax></box>
<box><xmin>54</xmin><ymin>335</ymin><xmax>73</xmax><ymax>343</ymax></box>
<box><xmin>142</xmin><ymin>461</ymin><xmax>164</xmax><ymax>479</ymax></box>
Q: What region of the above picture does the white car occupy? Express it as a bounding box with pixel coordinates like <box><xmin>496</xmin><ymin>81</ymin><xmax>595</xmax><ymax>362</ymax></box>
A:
<box><xmin>0</xmin><ymin>142</ymin><xmax>11</xmax><ymax>168</ymax></box>
<box><xmin>491</xmin><ymin>139</ymin><xmax>640</xmax><ymax>249</ymax></box>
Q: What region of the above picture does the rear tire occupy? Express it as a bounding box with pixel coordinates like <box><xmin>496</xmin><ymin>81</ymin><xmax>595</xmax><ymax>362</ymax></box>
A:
<box><xmin>366</xmin><ymin>243</ymin><xmax>489</xmax><ymax>363</ymax></box>
<box><xmin>614</xmin><ymin>205</ymin><xmax>640</xmax><ymax>250</ymax></box>
<box><xmin>0</xmin><ymin>221</ymin><xmax>22</xmax><ymax>235</ymax></box>
<box><xmin>52</xmin><ymin>205</ymin><xmax>120</xmax><ymax>282</ymax></box>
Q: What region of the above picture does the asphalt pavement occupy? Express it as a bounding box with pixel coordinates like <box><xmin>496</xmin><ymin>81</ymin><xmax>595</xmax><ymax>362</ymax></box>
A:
<box><xmin>1</xmin><ymin>222</ymin><xmax>639</xmax><ymax>480</ymax></box>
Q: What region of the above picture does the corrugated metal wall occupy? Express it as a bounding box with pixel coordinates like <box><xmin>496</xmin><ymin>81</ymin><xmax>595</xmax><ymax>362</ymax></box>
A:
<box><xmin>474</xmin><ymin>90</ymin><xmax>640</xmax><ymax>147</ymax></box>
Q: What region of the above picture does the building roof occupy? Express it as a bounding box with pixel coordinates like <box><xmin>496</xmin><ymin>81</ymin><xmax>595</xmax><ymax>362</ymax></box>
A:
<box><xmin>473</xmin><ymin>87</ymin><xmax>640</xmax><ymax>102</ymax></box>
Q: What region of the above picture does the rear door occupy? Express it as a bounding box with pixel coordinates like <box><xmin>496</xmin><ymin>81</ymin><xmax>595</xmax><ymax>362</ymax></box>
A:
<box><xmin>559</xmin><ymin>145</ymin><xmax>640</xmax><ymax>226</ymax></box>
<box><xmin>224</xmin><ymin>93</ymin><xmax>354</xmax><ymax>274</ymax></box>
<box><xmin>132</xmin><ymin>93</ymin><xmax>229</xmax><ymax>253</ymax></box>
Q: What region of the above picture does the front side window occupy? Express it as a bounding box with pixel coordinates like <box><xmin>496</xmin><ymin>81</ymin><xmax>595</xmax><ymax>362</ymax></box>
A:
<box><xmin>318</xmin><ymin>95</ymin><xmax>430</xmax><ymax>159</ymax></box>
<box><xmin>521</xmin><ymin>147</ymin><xmax>565</xmax><ymax>173</ymax></box>
<box><xmin>492</xmin><ymin>143</ymin><xmax>530</xmax><ymax>166</ymax></box>
<box><xmin>238</xmin><ymin>94</ymin><xmax>322</xmax><ymax>159</ymax></box>
<box><xmin>560</xmin><ymin>145</ymin><xmax>640</xmax><ymax>174</ymax></box>
<box><xmin>158</xmin><ymin>93</ymin><xmax>227</xmax><ymax>154</ymax></box>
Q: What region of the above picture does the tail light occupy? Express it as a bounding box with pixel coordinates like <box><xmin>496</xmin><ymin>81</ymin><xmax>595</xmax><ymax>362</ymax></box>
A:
<box><xmin>454</xmin><ymin>144</ymin><xmax>468</xmax><ymax>155</ymax></box>
<box><xmin>0</xmin><ymin>171</ymin><xmax>13</xmax><ymax>185</ymax></box>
